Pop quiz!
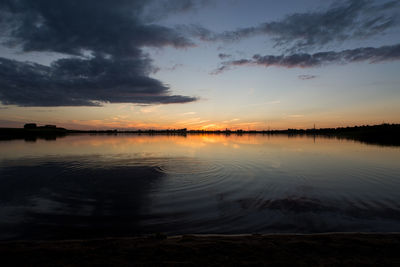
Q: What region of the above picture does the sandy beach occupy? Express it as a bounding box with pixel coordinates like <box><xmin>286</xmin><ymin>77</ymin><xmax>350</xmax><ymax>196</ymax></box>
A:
<box><xmin>1</xmin><ymin>233</ymin><xmax>400</xmax><ymax>266</ymax></box>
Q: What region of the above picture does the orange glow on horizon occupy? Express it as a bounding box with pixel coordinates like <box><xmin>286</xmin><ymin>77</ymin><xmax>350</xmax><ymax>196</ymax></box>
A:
<box><xmin>8</xmin><ymin>114</ymin><xmax>397</xmax><ymax>131</ymax></box>
<box><xmin>58</xmin><ymin>119</ymin><xmax>399</xmax><ymax>131</ymax></box>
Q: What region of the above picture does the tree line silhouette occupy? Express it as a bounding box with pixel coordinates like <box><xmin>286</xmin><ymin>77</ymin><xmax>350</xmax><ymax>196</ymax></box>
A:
<box><xmin>0</xmin><ymin>123</ymin><xmax>399</xmax><ymax>146</ymax></box>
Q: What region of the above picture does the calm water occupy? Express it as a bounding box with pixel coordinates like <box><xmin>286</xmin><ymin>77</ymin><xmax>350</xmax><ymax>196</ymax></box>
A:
<box><xmin>0</xmin><ymin>134</ymin><xmax>399</xmax><ymax>240</ymax></box>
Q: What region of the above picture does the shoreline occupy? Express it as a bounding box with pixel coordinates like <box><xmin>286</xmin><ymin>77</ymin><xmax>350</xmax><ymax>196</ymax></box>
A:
<box><xmin>2</xmin><ymin>233</ymin><xmax>400</xmax><ymax>266</ymax></box>
<box><xmin>1</xmin><ymin>123</ymin><xmax>399</xmax><ymax>146</ymax></box>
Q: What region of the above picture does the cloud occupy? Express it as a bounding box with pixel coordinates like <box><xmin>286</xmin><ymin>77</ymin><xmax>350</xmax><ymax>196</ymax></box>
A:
<box><xmin>182</xmin><ymin>111</ymin><xmax>196</xmax><ymax>115</ymax></box>
<box><xmin>164</xmin><ymin>63</ymin><xmax>184</xmax><ymax>71</ymax></box>
<box><xmin>142</xmin><ymin>0</ymin><xmax>214</xmax><ymax>22</ymax></box>
<box><xmin>190</xmin><ymin>0</ymin><xmax>400</xmax><ymax>52</ymax></box>
<box><xmin>201</xmin><ymin>123</ymin><xmax>216</xmax><ymax>129</ymax></box>
<box><xmin>298</xmin><ymin>75</ymin><xmax>317</xmax><ymax>80</ymax></box>
<box><xmin>140</xmin><ymin>105</ymin><xmax>161</xmax><ymax>114</ymax></box>
<box><xmin>288</xmin><ymin>114</ymin><xmax>304</xmax><ymax>118</ymax></box>
<box><xmin>0</xmin><ymin>0</ymin><xmax>197</xmax><ymax>106</ymax></box>
<box><xmin>218</xmin><ymin>53</ymin><xmax>232</xmax><ymax>59</ymax></box>
<box><xmin>177</xmin><ymin>117</ymin><xmax>210</xmax><ymax>125</ymax></box>
<box><xmin>222</xmin><ymin>118</ymin><xmax>240</xmax><ymax>123</ymax></box>
<box><xmin>213</xmin><ymin>43</ymin><xmax>400</xmax><ymax>73</ymax></box>
<box><xmin>0</xmin><ymin>56</ymin><xmax>197</xmax><ymax>106</ymax></box>
<box><xmin>0</xmin><ymin>0</ymin><xmax>194</xmax><ymax>56</ymax></box>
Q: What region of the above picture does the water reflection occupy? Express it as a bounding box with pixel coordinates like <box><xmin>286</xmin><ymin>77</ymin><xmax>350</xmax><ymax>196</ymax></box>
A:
<box><xmin>0</xmin><ymin>158</ymin><xmax>165</xmax><ymax>240</ymax></box>
<box><xmin>0</xmin><ymin>134</ymin><xmax>399</xmax><ymax>240</ymax></box>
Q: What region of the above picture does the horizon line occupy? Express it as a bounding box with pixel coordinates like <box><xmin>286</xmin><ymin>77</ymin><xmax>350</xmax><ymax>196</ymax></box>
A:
<box><xmin>3</xmin><ymin>122</ymin><xmax>399</xmax><ymax>133</ymax></box>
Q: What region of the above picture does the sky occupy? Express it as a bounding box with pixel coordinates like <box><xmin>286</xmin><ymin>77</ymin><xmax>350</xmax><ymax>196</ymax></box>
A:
<box><xmin>0</xmin><ymin>0</ymin><xmax>399</xmax><ymax>130</ymax></box>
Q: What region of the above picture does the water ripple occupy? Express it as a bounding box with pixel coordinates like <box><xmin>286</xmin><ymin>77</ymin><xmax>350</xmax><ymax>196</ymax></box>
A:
<box><xmin>1</xmin><ymin>146</ymin><xmax>400</xmax><ymax>239</ymax></box>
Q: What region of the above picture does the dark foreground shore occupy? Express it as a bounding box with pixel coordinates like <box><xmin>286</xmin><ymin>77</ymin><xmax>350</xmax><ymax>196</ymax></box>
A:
<box><xmin>1</xmin><ymin>233</ymin><xmax>400</xmax><ymax>266</ymax></box>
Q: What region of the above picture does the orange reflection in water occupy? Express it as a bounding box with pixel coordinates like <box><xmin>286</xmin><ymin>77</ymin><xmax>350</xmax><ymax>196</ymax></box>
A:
<box><xmin>1</xmin><ymin>134</ymin><xmax>399</xmax><ymax>168</ymax></box>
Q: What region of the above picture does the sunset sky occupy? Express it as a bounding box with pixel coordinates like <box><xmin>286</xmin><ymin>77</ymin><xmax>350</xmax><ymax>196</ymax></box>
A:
<box><xmin>0</xmin><ymin>0</ymin><xmax>399</xmax><ymax>130</ymax></box>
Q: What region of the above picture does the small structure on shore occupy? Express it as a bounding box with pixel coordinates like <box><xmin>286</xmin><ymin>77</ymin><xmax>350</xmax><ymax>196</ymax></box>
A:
<box><xmin>24</xmin><ymin>123</ymin><xmax>58</xmax><ymax>129</ymax></box>
<box><xmin>24</xmin><ymin>123</ymin><xmax>37</xmax><ymax>129</ymax></box>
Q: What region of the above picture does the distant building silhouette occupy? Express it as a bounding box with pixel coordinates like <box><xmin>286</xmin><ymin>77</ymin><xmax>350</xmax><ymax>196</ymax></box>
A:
<box><xmin>24</xmin><ymin>123</ymin><xmax>37</xmax><ymax>129</ymax></box>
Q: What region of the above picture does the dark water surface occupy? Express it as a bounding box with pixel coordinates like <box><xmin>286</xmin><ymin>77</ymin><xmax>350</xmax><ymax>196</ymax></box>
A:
<box><xmin>1</xmin><ymin>134</ymin><xmax>399</xmax><ymax>240</ymax></box>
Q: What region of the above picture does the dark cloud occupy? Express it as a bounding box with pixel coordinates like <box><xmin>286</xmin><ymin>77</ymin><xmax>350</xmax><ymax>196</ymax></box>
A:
<box><xmin>0</xmin><ymin>0</ymin><xmax>197</xmax><ymax>106</ymax></box>
<box><xmin>192</xmin><ymin>0</ymin><xmax>400</xmax><ymax>52</ymax></box>
<box><xmin>298</xmin><ymin>75</ymin><xmax>317</xmax><ymax>80</ymax></box>
<box><xmin>0</xmin><ymin>0</ymin><xmax>194</xmax><ymax>56</ymax></box>
<box><xmin>213</xmin><ymin>43</ymin><xmax>400</xmax><ymax>73</ymax></box>
<box><xmin>0</xmin><ymin>56</ymin><xmax>197</xmax><ymax>106</ymax></box>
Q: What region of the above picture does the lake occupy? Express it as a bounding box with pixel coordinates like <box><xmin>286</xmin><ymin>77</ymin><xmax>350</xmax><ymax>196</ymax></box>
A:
<box><xmin>0</xmin><ymin>134</ymin><xmax>399</xmax><ymax>240</ymax></box>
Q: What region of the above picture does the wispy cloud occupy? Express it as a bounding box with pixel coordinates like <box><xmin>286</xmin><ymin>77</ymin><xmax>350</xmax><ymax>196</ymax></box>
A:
<box><xmin>236</xmin><ymin>121</ymin><xmax>262</xmax><ymax>126</ymax></box>
<box><xmin>298</xmin><ymin>75</ymin><xmax>317</xmax><ymax>80</ymax></box>
<box><xmin>288</xmin><ymin>114</ymin><xmax>304</xmax><ymax>118</ymax></box>
<box><xmin>191</xmin><ymin>0</ymin><xmax>400</xmax><ymax>52</ymax></box>
<box><xmin>212</xmin><ymin>43</ymin><xmax>400</xmax><ymax>73</ymax></box>
<box><xmin>177</xmin><ymin>117</ymin><xmax>210</xmax><ymax>125</ymax></box>
<box><xmin>218</xmin><ymin>53</ymin><xmax>232</xmax><ymax>59</ymax></box>
<box><xmin>182</xmin><ymin>111</ymin><xmax>197</xmax><ymax>115</ymax></box>
<box><xmin>140</xmin><ymin>105</ymin><xmax>161</xmax><ymax>114</ymax></box>
<box><xmin>186</xmin><ymin>120</ymin><xmax>210</xmax><ymax>125</ymax></box>
<box><xmin>201</xmin><ymin>124</ymin><xmax>217</xmax><ymax>129</ymax></box>
<box><xmin>222</xmin><ymin>118</ymin><xmax>240</xmax><ymax>123</ymax></box>
<box><xmin>163</xmin><ymin>64</ymin><xmax>184</xmax><ymax>71</ymax></box>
